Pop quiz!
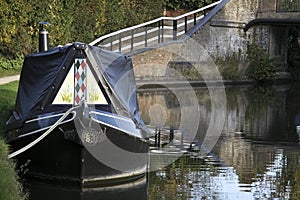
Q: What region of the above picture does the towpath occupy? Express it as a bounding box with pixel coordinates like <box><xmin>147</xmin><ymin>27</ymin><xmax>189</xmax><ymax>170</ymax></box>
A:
<box><xmin>0</xmin><ymin>75</ymin><xmax>20</xmax><ymax>85</ymax></box>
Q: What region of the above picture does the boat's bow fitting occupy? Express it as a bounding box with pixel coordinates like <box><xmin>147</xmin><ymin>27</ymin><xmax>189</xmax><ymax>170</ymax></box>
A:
<box><xmin>74</xmin><ymin>42</ymin><xmax>87</xmax><ymax>50</ymax></box>
<box><xmin>72</xmin><ymin>99</ymin><xmax>107</xmax><ymax>146</ymax></box>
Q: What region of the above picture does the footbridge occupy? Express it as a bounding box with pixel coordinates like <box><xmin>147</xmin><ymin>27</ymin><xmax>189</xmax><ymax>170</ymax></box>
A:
<box><xmin>90</xmin><ymin>0</ymin><xmax>300</xmax><ymax>58</ymax></box>
<box><xmin>89</xmin><ymin>0</ymin><xmax>228</xmax><ymax>55</ymax></box>
<box><xmin>90</xmin><ymin>0</ymin><xmax>300</xmax><ymax>81</ymax></box>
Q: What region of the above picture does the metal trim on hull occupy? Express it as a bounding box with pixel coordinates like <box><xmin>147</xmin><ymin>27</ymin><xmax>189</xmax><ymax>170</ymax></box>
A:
<box><xmin>25</xmin><ymin>165</ymin><xmax>148</xmax><ymax>188</ymax></box>
<box><xmin>19</xmin><ymin>111</ymin><xmax>77</xmax><ymax>139</ymax></box>
<box><xmin>25</xmin><ymin>112</ymin><xmax>75</xmax><ymax>124</ymax></box>
<box><xmin>90</xmin><ymin>110</ymin><xmax>147</xmax><ymax>141</ymax></box>
<box><xmin>8</xmin><ymin>108</ymin><xmax>147</xmax><ymax>143</ymax></box>
<box><xmin>81</xmin><ymin>166</ymin><xmax>148</xmax><ymax>187</ymax></box>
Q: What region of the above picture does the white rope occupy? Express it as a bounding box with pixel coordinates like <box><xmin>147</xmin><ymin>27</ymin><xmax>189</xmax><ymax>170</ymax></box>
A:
<box><xmin>8</xmin><ymin>106</ymin><xmax>78</xmax><ymax>159</ymax></box>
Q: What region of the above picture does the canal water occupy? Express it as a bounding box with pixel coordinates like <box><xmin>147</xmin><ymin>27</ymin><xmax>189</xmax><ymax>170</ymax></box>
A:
<box><xmin>25</xmin><ymin>83</ymin><xmax>300</xmax><ymax>199</ymax></box>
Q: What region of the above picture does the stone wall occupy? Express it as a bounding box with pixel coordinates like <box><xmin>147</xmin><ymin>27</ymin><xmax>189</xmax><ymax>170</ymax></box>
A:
<box><xmin>192</xmin><ymin>0</ymin><xmax>258</xmax><ymax>59</ymax></box>
<box><xmin>131</xmin><ymin>49</ymin><xmax>172</xmax><ymax>80</ymax></box>
<box><xmin>131</xmin><ymin>0</ymin><xmax>294</xmax><ymax>80</ymax></box>
<box><xmin>192</xmin><ymin>0</ymin><xmax>291</xmax><ymax>71</ymax></box>
<box><xmin>131</xmin><ymin>42</ymin><xmax>219</xmax><ymax>81</ymax></box>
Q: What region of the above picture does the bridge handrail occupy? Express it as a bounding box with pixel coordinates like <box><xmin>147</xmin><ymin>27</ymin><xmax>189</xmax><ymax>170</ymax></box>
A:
<box><xmin>89</xmin><ymin>1</ymin><xmax>221</xmax><ymax>47</ymax></box>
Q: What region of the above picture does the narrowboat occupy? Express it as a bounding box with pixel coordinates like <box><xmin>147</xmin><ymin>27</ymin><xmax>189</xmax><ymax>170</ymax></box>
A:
<box><xmin>5</xmin><ymin>25</ymin><xmax>149</xmax><ymax>187</ymax></box>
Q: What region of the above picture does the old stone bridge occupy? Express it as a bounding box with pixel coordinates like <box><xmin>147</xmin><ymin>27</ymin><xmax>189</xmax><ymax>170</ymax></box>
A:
<box><xmin>90</xmin><ymin>0</ymin><xmax>300</xmax><ymax>81</ymax></box>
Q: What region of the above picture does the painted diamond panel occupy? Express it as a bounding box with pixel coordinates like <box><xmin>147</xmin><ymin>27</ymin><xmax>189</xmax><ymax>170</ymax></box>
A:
<box><xmin>74</xmin><ymin>59</ymin><xmax>87</xmax><ymax>105</ymax></box>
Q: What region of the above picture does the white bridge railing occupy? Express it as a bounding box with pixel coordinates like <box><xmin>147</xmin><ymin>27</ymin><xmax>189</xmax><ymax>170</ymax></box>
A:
<box><xmin>89</xmin><ymin>1</ymin><xmax>221</xmax><ymax>54</ymax></box>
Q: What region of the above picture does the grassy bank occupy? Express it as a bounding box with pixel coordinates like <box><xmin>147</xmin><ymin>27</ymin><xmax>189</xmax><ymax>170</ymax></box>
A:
<box><xmin>0</xmin><ymin>81</ymin><xmax>18</xmax><ymax>136</ymax></box>
<box><xmin>0</xmin><ymin>81</ymin><xmax>26</xmax><ymax>200</ymax></box>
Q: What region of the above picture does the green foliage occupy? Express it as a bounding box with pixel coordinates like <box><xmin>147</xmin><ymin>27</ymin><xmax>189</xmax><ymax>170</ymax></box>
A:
<box><xmin>0</xmin><ymin>81</ymin><xmax>25</xmax><ymax>200</ymax></box>
<box><xmin>0</xmin><ymin>81</ymin><xmax>18</xmax><ymax>137</ymax></box>
<box><xmin>216</xmin><ymin>53</ymin><xmax>242</xmax><ymax>80</ymax></box>
<box><xmin>0</xmin><ymin>55</ymin><xmax>23</xmax><ymax>72</ymax></box>
<box><xmin>246</xmin><ymin>43</ymin><xmax>276</xmax><ymax>81</ymax></box>
<box><xmin>104</xmin><ymin>0</ymin><xmax>163</xmax><ymax>34</ymax></box>
<box><xmin>0</xmin><ymin>0</ymin><xmax>164</xmax><ymax>59</ymax></box>
<box><xmin>164</xmin><ymin>0</ymin><xmax>214</xmax><ymax>11</ymax></box>
<box><xmin>287</xmin><ymin>27</ymin><xmax>300</xmax><ymax>80</ymax></box>
<box><xmin>70</xmin><ymin>0</ymin><xmax>106</xmax><ymax>43</ymax></box>
<box><xmin>0</xmin><ymin>139</ymin><xmax>26</xmax><ymax>200</ymax></box>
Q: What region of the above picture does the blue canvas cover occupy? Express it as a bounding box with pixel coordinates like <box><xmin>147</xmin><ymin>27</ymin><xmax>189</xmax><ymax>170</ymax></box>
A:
<box><xmin>6</xmin><ymin>43</ymin><xmax>146</xmax><ymax>132</ymax></box>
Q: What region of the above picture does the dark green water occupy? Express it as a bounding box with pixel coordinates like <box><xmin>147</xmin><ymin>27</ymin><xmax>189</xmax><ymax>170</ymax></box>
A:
<box><xmin>26</xmin><ymin>83</ymin><xmax>300</xmax><ymax>199</ymax></box>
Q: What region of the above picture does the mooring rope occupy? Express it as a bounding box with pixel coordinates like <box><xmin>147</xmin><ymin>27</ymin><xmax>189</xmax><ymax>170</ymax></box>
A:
<box><xmin>8</xmin><ymin>106</ymin><xmax>78</xmax><ymax>159</ymax></box>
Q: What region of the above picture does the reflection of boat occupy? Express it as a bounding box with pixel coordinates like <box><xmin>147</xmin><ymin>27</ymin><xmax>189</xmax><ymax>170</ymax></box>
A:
<box><xmin>5</xmin><ymin>29</ymin><xmax>149</xmax><ymax>186</ymax></box>
<box><xmin>25</xmin><ymin>175</ymin><xmax>147</xmax><ymax>200</ymax></box>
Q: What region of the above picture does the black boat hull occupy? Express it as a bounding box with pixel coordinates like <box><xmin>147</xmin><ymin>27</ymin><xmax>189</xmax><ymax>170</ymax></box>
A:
<box><xmin>7</xmin><ymin>116</ymin><xmax>149</xmax><ymax>187</ymax></box>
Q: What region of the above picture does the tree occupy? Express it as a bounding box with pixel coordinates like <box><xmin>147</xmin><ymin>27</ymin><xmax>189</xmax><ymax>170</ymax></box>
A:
<box><xmin>0</xmin><ymin>0</ymin><xmax>164</xmax><ymax>58</ymax></box>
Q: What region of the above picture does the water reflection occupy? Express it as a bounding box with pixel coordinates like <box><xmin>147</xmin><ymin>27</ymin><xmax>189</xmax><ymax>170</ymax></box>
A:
<box><xmin>138</xmin><ymin>84</ymin><xmax>300</xmax><ymax>199</ymax></box>
<box><xmin>148</xmin><ymin>141</ymin><xmax>300</xmax><ymax>199</ymax></box>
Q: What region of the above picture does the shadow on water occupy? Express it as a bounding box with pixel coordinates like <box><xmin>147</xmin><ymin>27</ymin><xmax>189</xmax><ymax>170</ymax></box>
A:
<box><xmin>24</xmin><ymin>176</ymin><xmax>148</xmax><ymax>200</ymax></box>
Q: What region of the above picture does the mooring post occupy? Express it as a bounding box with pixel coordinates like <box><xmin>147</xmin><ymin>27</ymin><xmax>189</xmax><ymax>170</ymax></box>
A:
<box><xmin>154</xmin><ymin>127</ymin><xmax>158</xmax><ymax>146</ymax></box>
<box><xmin>169</xmin><ymin>126</ymin><xmax>174</xmax><ymax>143</ymax></box>
<box><xmin>181</xmin><ymin>131</ymin><xmax>184</xmax><ymax>149</ymax></box>
<box><xmin>157</xmin><ymin>128</ymin><xmax>161</xmax><ymax>147</ymax></box>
